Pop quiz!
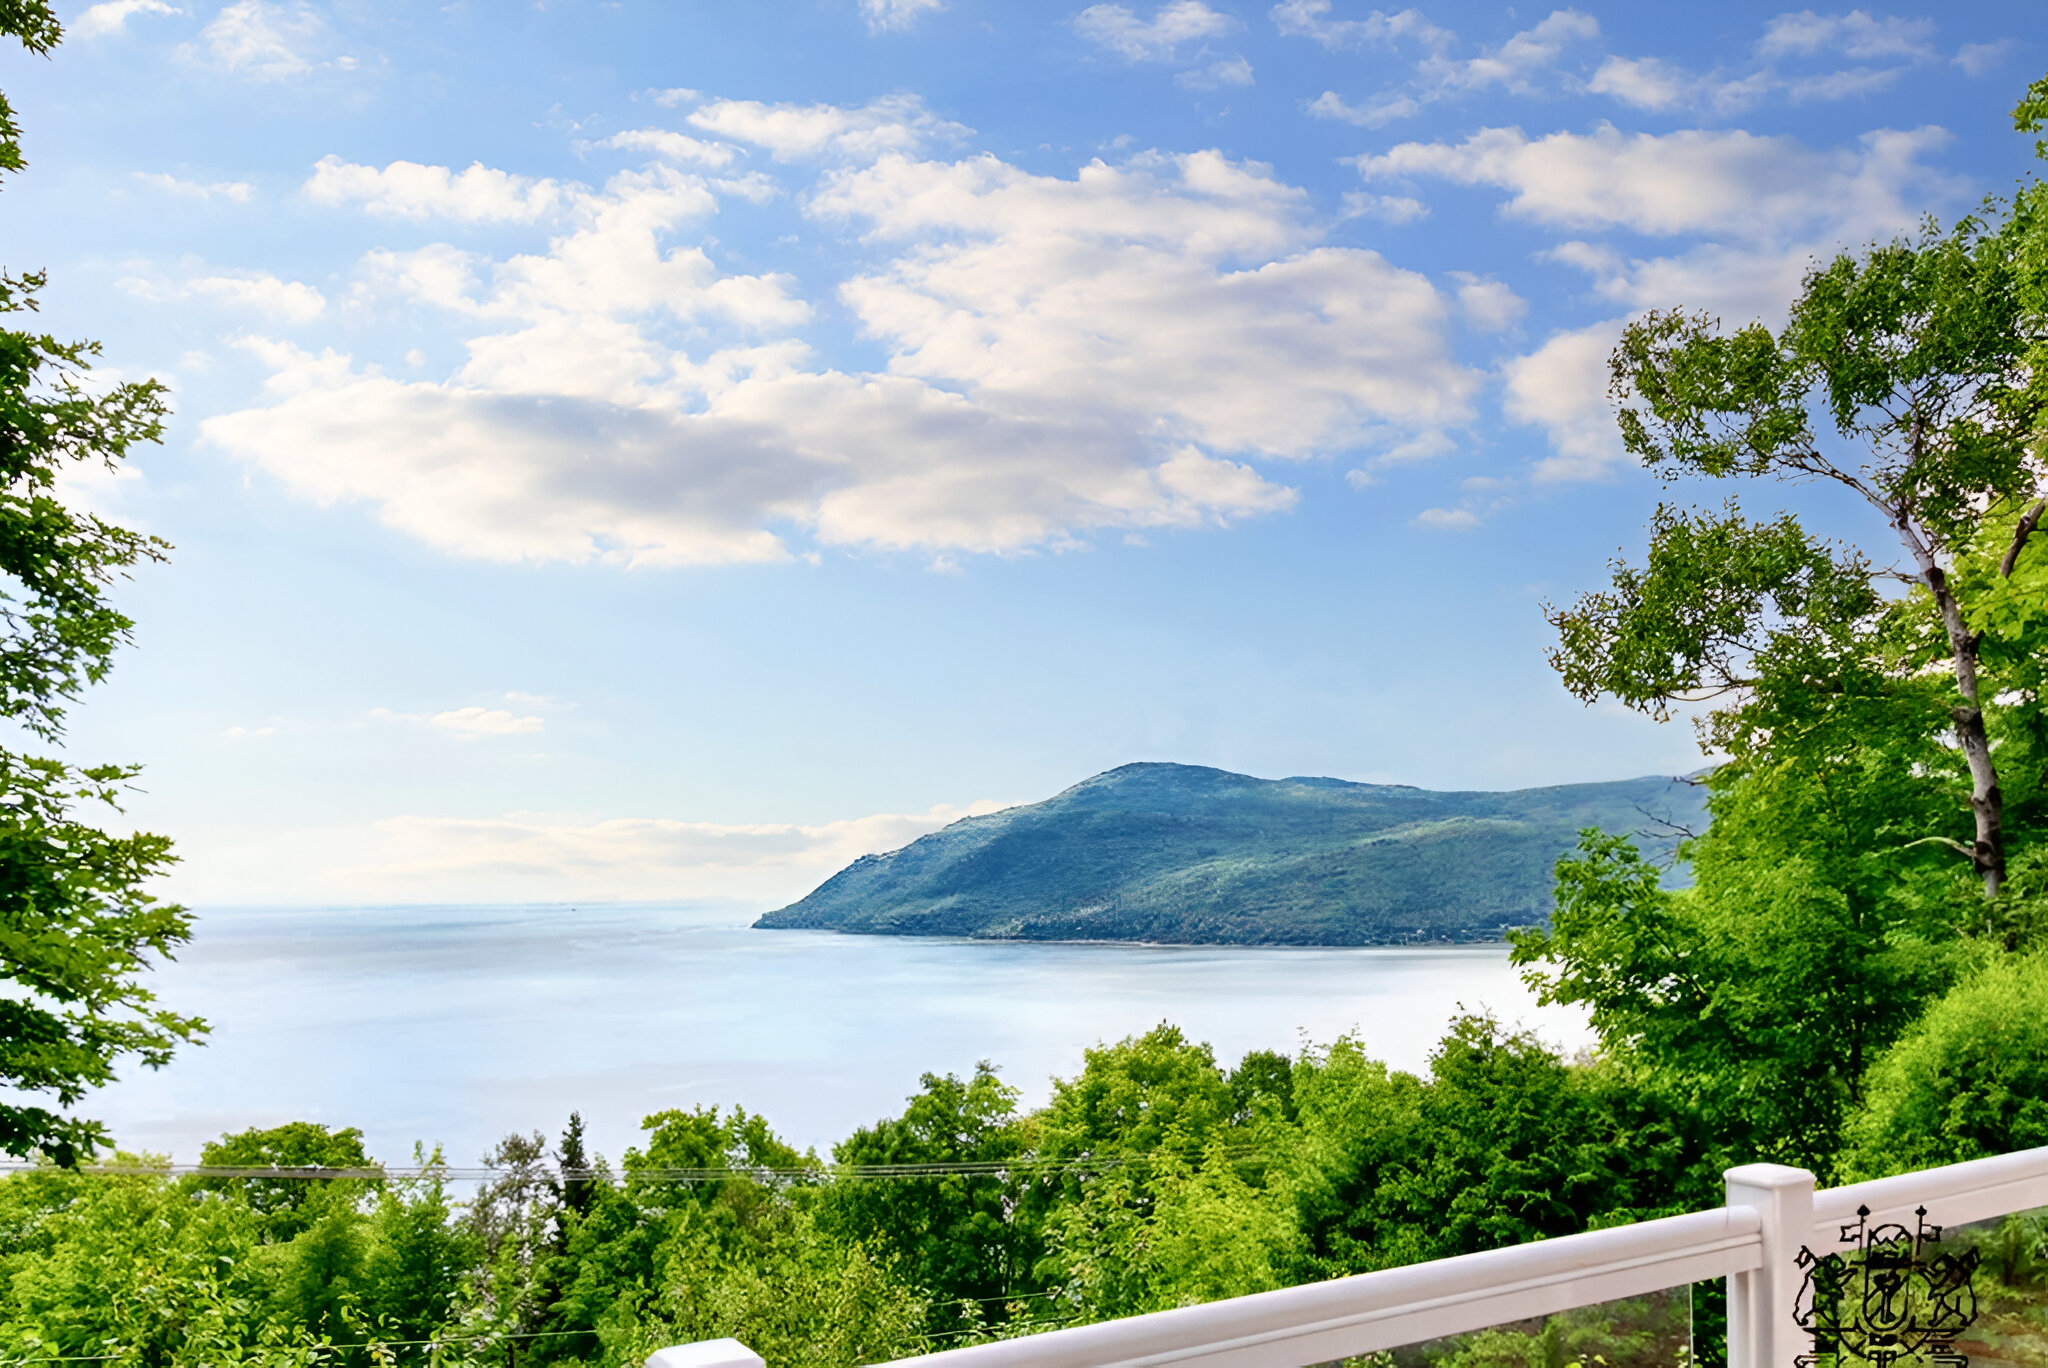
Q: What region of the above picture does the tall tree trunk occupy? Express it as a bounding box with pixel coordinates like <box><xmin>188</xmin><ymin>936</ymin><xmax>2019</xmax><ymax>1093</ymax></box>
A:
<box><xmin>1917</xmin><ymin>556</ymin><xmax>2006</xmax><ymax>898</ymax></box>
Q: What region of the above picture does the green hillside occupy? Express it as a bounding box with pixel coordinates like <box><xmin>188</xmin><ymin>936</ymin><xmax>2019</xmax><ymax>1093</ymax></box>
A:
<box><xmin>754</xmin><ymin>762</ymin><xmax>1706</xmax><ymax>945</ymax></box>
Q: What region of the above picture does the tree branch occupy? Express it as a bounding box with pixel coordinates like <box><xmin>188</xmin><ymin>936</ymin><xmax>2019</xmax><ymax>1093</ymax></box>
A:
<box><xmin>1899</xmin><ymin>834</ymin><xmax>1977</xmax><ymax>860</ymax></box>
<box><xmin>1999</xmin><ymin>498</ymin><xmax>2046</xmax><ymax>578</ymax></box>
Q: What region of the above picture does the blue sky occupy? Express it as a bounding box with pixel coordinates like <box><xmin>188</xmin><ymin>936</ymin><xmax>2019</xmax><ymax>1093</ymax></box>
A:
<box><xmin>11</xmin><ymin>0</ymin><xmax>2039</xmax><ymax>906</ymax></box>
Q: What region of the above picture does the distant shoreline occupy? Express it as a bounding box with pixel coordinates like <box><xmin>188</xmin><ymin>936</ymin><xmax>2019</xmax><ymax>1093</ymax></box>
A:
<box><xmin>753</xmin><ymin>925</ymin><xmax>1523</xmax><ymax>949</ymax></box>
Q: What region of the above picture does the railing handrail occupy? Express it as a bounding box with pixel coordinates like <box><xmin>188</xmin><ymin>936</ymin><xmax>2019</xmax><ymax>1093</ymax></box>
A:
<box><xmin>878</xmin><ymin>1205</ymin><xmax>1763</xmax><ymax>1368</ymax></box>
<box><xmin>1815</xmin><ymin>1144</ymin><xmax>2048</xmax><ymax>1238</ymax></box>
<box><xmin>862</xmin><ymin>1144</ymin><xmax>2048</xmax><ymax>1368</ymax></box>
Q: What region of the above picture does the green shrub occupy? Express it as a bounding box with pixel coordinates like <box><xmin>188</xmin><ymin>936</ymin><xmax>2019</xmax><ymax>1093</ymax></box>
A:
<box><xmin>1842</xmin><ymin>952</ymin><xmax>2048</xmax><ymax>1179</ymax></box>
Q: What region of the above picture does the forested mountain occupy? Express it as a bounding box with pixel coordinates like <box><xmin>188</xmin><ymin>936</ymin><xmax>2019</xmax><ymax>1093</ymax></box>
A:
<box><xmin>755</xmin><ymin>763</ymin><xmax>1707</xmax><ymax>944</ymax></box>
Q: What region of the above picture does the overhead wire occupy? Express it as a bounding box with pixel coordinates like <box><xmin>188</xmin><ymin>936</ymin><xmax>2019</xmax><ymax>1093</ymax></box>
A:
<box><xmin>0</xmin><ymin>1146</ymin><xmax>1271</xmax><ymax>1184</ymax></box>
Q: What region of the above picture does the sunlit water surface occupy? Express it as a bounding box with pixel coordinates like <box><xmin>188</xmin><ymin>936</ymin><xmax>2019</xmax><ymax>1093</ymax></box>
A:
<box><xmin>95</xmin><ymin>903</ymin><xmax>1592</xmax><ymax>1168</ymax></box>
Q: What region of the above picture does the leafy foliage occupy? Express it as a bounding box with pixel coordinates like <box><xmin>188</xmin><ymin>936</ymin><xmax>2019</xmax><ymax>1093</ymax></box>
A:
<box><xmin>1841</xmin><ymin>951</ymin><xmax>2048</xmax><ymax>1178</ymax></box>
<box><xmin>0</xmin><ymin>0</ymin><xmax>197</xmax><ymax>1166</ymax></box>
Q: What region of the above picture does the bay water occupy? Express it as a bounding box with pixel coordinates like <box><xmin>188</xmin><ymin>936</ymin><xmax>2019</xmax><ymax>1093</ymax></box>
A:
<box><xmin>95</xmin><ymin>903</ymin><xmax>1592</xmax><ymax>1169</ymax></box>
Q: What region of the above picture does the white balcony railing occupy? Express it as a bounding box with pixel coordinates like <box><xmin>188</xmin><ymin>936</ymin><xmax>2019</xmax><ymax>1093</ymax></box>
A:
<box><xmin>649</xmin><ymin>1146</ymin><xmax>2048</xmax><ymax>1368</ymax></box>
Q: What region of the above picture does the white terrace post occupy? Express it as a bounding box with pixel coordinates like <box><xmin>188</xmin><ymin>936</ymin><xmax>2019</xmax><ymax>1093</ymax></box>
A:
<box><xmin>1724</xmin><ymin>1164</ymin><xmax>1816</xmax><ymax>1368</ymax></box>
<box><xmin>646</xmin><ymin>1339</ymin><xmax>766</xmax><ymax>1368</ymax></box>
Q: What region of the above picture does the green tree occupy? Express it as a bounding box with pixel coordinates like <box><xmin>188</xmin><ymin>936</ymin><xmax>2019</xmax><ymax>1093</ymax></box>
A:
<box><xmin>0</xmin><ymin>1</ymin><xmax>199</xmax><ymax>1165</ymax></box>
<box><xmin>1841</xmin><ymin>950</ymin><xmax>2048</xmax><ymax>1178</ymax></box>
<box><xmin>1523</xmin><ymin>74</ymin><xmax>2048</xmax><ymax>1178</ymax></box>
<box><xmin>1549</xmin><ymin>185</ymin><xmax>2045</xmax><ymax>897</ymax></box>
<box><xmin>358</xmin><ymin>1155</ymin><xmax>471</xmax><ymax>1361</ymax></box>
<box><xmin>196</xmin><ymin>1122</ymin><xmax>380</xmax><ymax>1242</ymax></box>
<box><xmin>820</xmin><ymin>1064</ymin><xmax>1039</xmax><ymax>1337</ymax></box>
<box><xmin>0</xmin><ymin>1159</ymin><xmax>300</xmax><ymax>1366</ymax></box>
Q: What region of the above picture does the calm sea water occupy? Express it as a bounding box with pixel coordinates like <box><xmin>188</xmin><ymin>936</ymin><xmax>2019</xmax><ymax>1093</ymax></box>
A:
<box><xmin>95</xmin><ymin>903</ymin><xmax>1592</xmax><ymax>1169</ymax></box>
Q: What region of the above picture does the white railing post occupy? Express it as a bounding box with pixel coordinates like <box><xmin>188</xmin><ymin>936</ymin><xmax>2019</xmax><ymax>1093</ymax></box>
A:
<box><xmin>1723</xmin><ymin>1164</ymin><xmax>1814</xmax><ymax>1368</ymax></box>
<box><xmin>646</xmin><ymin>1339</ymin><xmax>765</xmax><ymax>1368</ymax></box>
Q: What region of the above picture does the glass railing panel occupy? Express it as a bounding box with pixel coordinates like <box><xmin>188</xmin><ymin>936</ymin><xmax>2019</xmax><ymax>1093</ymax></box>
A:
<box><xmin>1325</xmin><ymin>1284</ymin><xmax>1700</xmax><ymax>1368</ymax></box>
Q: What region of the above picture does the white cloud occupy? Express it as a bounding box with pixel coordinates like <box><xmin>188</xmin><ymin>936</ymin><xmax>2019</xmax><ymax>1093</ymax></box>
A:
<box><xmin>1584</xmin><ymin>10</ymin><xmax>1948</xmax><ymax>117</ymax></box>
<box><xmin>1074</xmin><ymin>1</ymin><xmax>1237</xmax><ymax>61</ymax></box>
<box><xmin>1450</xmin><ymin>273</ymin><xmax>1524</xmax><ymax>331</ymax></box>
<box><xmin>1304</xmin><ymin>9</ymin><xmax>1598</xmax><ymax>126</ymax></box>
<box><xmin>1586</xmin><ymin>55</ymin><xmax>1695</xmax><ymax>111</ymax></box>
<box><xmin>860</xmin><ymin>0</ymin><xmax>945</xmax><ymax>32</ymax></box>
<box><xmin>188</xmin><ymin>273</ymin><xmax>325</xmax><ymax>321</ymax></box>
<box><xmin>119</xmin><ymin>269</ymin><xmax>326</xmax><ymax>322</ymax></box>
<box><xmin>74</xmin><ymin>0</ymin><xmax>180</xmax><ymax>39</ymax></box>
<box><xmin>1270</xmin><ymin>1</ymin><xmax>1450</xmax><ymax>52</ymax></box>
<box><xmin>1178</xmin><ymin>55</ymin><xmax>1255</xmax><ymax>89</ymax></box>
<box><xmin>1414</xmin><ymin>506</ymin><xmax>1479</xmax><ymax>530</ymax></box>
<box><xmin>132</xmin><ymin>170</ymin><xmax>254</xmax><ymax>203</ymax></box>
<box><xmin>1434</xmin><ymin>9</ymin><xmax>1598</xmax><ymax>92</ymax></box>
<box><xmin>1308</xmin><ymin>90</ymin><xmax>1418</xmax><ymax>128</ymax></box>
<box><xmin>820</xmin><ymin>149</ymin><xmax>1478</xmax><ymax>456</ymax></box>
<box><xmin>194</xmin><ymin>0</ymin><xmax>325</xmax><ymax>79</ymax></box>
<box><xmin>1954</xmin><ymin>41</ymin><xmax>2011</xmax><ymax>77</ymax></box>
<box><xmin>206</xmin><ymin>346</ymin><xmax>1299</xmax><ymax>565</ymax></box>
<box><xmin>603</xmin><ymin>128</ymin><xmax>741</xmax><ymax>169</ymax></box>
<box><xmin>1757</xmin><ymin>10</ymin><xmax>1935</xmax><ymax>61</ymax></box>
<box><xmin>305</xmin><ymin>155</ymin><xmax>573</xmax><ymax>222</ymax></box>
<box><xmin>1355</xmin><ymin>122</ymin><xmax>1952</xmax><ymax>241</ymax></box>
<box><xmin>178</xmin><ymin>799</ymin><xmax>1015</xmax><ymax>904</ymax></box>
<box><xmin>1502</xmin><ymin>320</ymin><xmax>1627</xmax><ymax>482</ymax></box>
<box><xmin>1340</xmin><ymin>190</ymin><xmax>1427</xmax><ymax>223</ymax></box>
<box><xmin>205</xmin><ymin>130</ymin><xmax>1477</xmax><ymax>566</ymax></box>
<box><xmin>687</xmin><ymin>95</ymin><xmax>968</xmax><ymax>162</ymax></box>
<box><xmin>373</xmin><ymin>705</ymin><xmax>546</xmax><ymax>737</ymax></box>
<box><xmin>1401</xmin><ymin>120</ymin><xmax>1965</xmax><ymax>483</ymax></box>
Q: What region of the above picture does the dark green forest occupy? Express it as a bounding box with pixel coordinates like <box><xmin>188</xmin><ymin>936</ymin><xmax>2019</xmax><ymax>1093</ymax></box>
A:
<box><xmin>755</xmin><ymin>765</ymin><xmax>1709</xmax><ymax>945</ymax></box>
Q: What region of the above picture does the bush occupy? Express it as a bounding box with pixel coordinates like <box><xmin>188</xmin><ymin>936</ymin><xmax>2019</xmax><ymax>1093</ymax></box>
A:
<box><xmin>1842</xmin><ymin>952</ymin><xmax>2048</xmax><ymax>1179</ymax></box>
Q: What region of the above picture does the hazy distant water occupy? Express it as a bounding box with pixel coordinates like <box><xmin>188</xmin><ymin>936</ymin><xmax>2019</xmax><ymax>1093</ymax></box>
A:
<box><xmin>95</xmin><ymin>903</ymin><xmax>1592</xmax><ymax>1169</ymax></box>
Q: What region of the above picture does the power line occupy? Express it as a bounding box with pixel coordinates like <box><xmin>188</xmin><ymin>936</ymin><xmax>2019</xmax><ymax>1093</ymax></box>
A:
<box><xmin>0</xmin><ymin>1148</ymin><xmax>1265</xmax><ymax>1184</ymax></box>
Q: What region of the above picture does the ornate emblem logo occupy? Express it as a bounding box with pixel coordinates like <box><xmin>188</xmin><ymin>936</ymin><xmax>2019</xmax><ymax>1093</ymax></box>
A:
<box><xmin>1794</xmin><ymin>1205</ymin><xmax>1981</xmax><ymax>1368</ymax></box>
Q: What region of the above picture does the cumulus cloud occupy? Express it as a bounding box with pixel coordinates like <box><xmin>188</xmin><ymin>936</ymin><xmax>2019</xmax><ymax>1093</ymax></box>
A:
<box><xmin>1501</xmin><ymin>320</ymin><xmax>1627</xmax><ymax>481</ymax></box>
<box><xmin>1757</xmin><ymin>10</ymin><xmax>1935</xmax><ymax>61</ymax></box>
<box><xmin>120</xmin><ymin>269</ymin><xmax>326</xmax><ymax>322</ymax></box>
<box><xmin>1303</xmin><ymin>8</ymin><xmax>1598</xmax><ymax>126</ymax></box>
<box><xmin>1308</xmin><ymin>90</ymin><xmax>1420</xmax><ymax>128</ymax></box>
<box><xmin>193</xmin><ymin>0</ymin><xmax>328</xmax><ymax>79</ymax></box>
<box><xmin>1340</xmin><ymin>190</ymin><xmax>1427</xmax><ymax>223</ymax></box>
<box><xmin>207</xmin><ymin>126</ymin><xmax>1477</xmax><ymax>566</ymax></box>
<box><xmin>1413</xmin><ymin>506</ymin><xmax>1479</xmax><ymax>530</ymax></box>
<box><xmin>74</xmin><ymin>0</ymin><xmax>181</xmax><ymax>39</ymax></box>
<box><xmin>1270</xmin><ymin>1</ymin><xmax>1449</xmax><ymax>52</ymax></box>
<box><xmin>1355</xmin><ymin>122</ymin><xmax>1953</xmax><ymax>241</ymax></box>
<box><xmin>1583</xmin><ymin>10</ymin><xmax>1954</xmax><ymax>116</ymax></box>
<box><xmin>603</xmin><ymin>128</ymin><xmax>741</xmax><ymax>168</ymax></box>
<box><xmin>819</xmin><ymin>149</ymin><xmax>1476</xmax><ymax>456</ymax></box>
<box><xmin>305</xmin><ymin>156</ymin><xmax>573</xmax><ymax>221</ymax></box>
<box><xmin>860</xmin><ymin>0</ymin><xmax>945</xmax><ymax>32</ymax></box>
<box><xmin>1074</xmin><ymin>1</ymin><xmax>1237</xmax><ymax>61</ymax></box>
<box><xmin>1440</xmin><ymin>121</ymin><xmax>1961</xmax><ymax>481</ymax></box>
<box><xmin>1954</xmin><ymin>41</ymin><xmax>2011</xmax><ymax>77</ymax></box>
<box><xmin>1585</xmin><ymin>56</ymin><xmax>1699</xmax><ymax>111</ymax></box>
<box><xmin>133</xmin><ymin>170</ymin><xmax>254</xmax><ymax>202</ymax></box>
<box><xmin>686</xmin><ymin>94</ymin><xmax>968</xmax><ymax>162</ymax></box>
<box><xmin>1450</xmin><ymin>273</ymin><xmax>1524</xmax><ymax>331</ymax></box>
